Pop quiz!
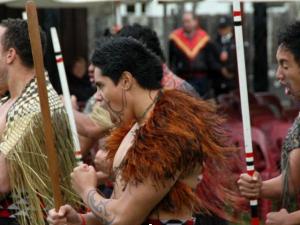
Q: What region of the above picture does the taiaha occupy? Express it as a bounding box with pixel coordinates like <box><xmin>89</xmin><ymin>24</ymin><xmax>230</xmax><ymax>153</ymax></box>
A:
<box><xmin>50</xmin><ymin>27</ymin><xmax>83</xmax><ymax>164</ymax></box>
<box><xmin>26</xmin><ymin>1</ymin><xmax>63</xmax><ymax>211</ymax></box>
<box><xmin>232</xmin><ymin>1</ymin><xmax>259</xmax><ymax>225</ymax></box>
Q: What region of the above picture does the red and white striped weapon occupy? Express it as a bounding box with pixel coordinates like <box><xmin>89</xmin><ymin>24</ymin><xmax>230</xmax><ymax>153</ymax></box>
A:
<box><xmin>232</xmin><ymin>1</ymin><xmax>259</xmax><ymax>224</ymax></box>
<box><xmin>50</xmin><ymin>27</ymin><xmax>83</xmax><ymax>165</ymax></box>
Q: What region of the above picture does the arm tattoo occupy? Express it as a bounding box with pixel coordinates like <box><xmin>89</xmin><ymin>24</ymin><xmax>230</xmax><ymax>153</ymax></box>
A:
<box><xmin>87</xmin><ymin>189</ymin><xmax>116</xmax><ymax>225</ymax></box>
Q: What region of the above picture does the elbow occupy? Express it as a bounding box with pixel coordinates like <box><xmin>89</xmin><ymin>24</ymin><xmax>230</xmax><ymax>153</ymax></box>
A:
<box><xmin>0</xmin><ymin>180</ymin><xmax>11</xmax><ymax>194</ymax></box>
<box><xmin>81</xmin><ymin>124</ymin><xmax>103</xmax><ymax>139</ymax></box>
<box><xmin>0</xmin><ymin>155</ymin><xmax>10</xmax><ymax>194</ymax></box>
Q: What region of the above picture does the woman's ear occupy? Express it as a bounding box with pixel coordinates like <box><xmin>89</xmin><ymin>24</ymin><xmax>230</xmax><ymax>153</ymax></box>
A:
<box><xmin>120</xmin><ymin>71</ymin><xmax>133</xmax><ymax>90</ymax></box>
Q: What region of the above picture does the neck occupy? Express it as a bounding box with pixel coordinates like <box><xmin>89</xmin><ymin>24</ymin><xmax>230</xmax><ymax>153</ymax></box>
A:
<box><xmin>185</xmin><ymin>29</ymin><xmax>196</xmax><ymax>38</ymax></box>
<box><xmin>8</xmin><ymin>66</ymin><xmax>35</xmax><ymax>99</ymax></box>
<box><xmin>133</xmin><ymin>89</ymin><xmax>160</xmax><ymax>125</ymax></box>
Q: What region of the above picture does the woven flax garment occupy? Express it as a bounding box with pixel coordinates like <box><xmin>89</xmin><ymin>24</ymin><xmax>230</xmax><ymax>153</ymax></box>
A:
<box><xmin>0</xmin><ymin>78</ymin><xmax>80</xmax><ymax>225</ymax></box>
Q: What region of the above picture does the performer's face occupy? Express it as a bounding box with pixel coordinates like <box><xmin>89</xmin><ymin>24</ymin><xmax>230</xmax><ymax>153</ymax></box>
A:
<box><xmin>276</xmin><ymin>45</ymin><xmax>300</xmax><ymax>100</ymax></box>
<box><xmin>94</xmin><ymin>66</ymin><xmax>134</xmax><ymax>125</ymax></box>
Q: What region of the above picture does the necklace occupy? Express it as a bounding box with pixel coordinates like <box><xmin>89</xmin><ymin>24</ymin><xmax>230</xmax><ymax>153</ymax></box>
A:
<box><xmin>137</xmin><ymin>89</ymin><xmax>162</xmax><ymax>123</ymax></box>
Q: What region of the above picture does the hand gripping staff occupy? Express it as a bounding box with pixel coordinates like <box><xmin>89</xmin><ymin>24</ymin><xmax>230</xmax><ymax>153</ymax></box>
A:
<box><xmin>232</xmin><ymin>1</ymin><xmax>259</xmax><ymax>224</ymax></box>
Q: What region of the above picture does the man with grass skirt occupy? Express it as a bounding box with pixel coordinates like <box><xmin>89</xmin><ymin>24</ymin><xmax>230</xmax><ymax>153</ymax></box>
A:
<box><xmin>0</xmin><ymin>18</ymin><xmax>80</xmax><ymax>225</ymax></box>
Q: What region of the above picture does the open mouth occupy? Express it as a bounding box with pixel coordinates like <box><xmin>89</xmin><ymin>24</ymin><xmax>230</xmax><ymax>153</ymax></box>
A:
<box><xmin>280</xmin><ymin>81</ymin><xmax>291</xmax><ymax>96</ymax></box>
<box><xmin>285</xmin><ymin>86</ymin><xmax>291</xmax><ymax>95</ymax></box>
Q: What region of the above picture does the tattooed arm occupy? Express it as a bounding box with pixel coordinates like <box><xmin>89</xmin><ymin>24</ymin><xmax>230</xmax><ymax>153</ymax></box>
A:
<box><xmin>82</xmin><ymin>189</ymin><xmax>115</xmax><ymax>225</ymax></box>
<box><xmin>69</xmin><ymin>164</ymin><xmax>181</xmax><ymax>225</ymax></box>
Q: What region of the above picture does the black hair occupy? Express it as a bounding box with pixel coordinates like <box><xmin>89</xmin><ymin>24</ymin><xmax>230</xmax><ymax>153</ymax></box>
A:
<box><xmin>218</xmin><ymin>16</ymin><xmax>232</xmax><ymax>29</ymax></box>
<box><xmin>0</xmin><ymin>18</ymin><xmax>47</xmax><ymax>68</ymax></box>
<box><xmin>91</xmin><ymin>37</ymin><xmax>162</xmax><ymax>90</ymax></box>
<box><xmin>278</xmin><ymin>21</ymin><xmax>300</xmax><ymax>65</ymax></box>
<box><xmin>117</xmin><ymin>24</ymin><xmax>166</xmax><ymax>62</ymax></box>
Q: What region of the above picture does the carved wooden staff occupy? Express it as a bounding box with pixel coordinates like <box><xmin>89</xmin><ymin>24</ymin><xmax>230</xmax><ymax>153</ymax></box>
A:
<box><xmin>26</xmin><ymin>0</ymin><xmax>63</xmax><ymax>211</ymax></box>
<box><xmin>232</xmin><ymin>1</ymin><xmax>259</xmax><ymax>224</ymax></box>
<box><xmin>50</xmin><ymin>27</ymin><xmax>83</xmax><ymax>165</ymax></box>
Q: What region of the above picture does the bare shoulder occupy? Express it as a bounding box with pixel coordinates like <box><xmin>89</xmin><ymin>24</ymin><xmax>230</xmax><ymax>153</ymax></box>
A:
<box><xmin>290</xmin><ymin>147</ymin><xmax>300</xmax><ymax>159</ymax></box>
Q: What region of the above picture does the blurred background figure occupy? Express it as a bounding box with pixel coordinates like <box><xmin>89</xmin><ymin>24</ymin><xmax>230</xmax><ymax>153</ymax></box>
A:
<box><xmin>67</xmin><ymin>56</ymin><xmax>95</xmax><ymax>109</ymax></box>
<box><xmin>213</xmin><ymin>16</ymin><xmax>237</xmax><ymax>97</ymax></box>
<box><xmin>169</xmin><ymin>12</ymin><xmax>222</xmax><ymax>99</ymax></box>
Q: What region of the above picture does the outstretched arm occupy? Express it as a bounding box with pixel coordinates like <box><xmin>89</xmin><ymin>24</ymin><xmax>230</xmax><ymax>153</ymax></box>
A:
<box><xmin>262</xmin><ymin>147</ymin><xmax>300</xmax><ymax>199</ymax></box>
<box><xmin>74</xmin><ymin>110</ymin><xmax>107</xmax><ymax>139</ymax></box>
<box><xmin>238</xmin><ymin>148</ymin><xmax>300</xmax><ymax>200</ymax></box>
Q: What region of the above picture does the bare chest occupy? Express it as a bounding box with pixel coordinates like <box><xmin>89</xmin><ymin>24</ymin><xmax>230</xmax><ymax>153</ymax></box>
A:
<box><xmin>113</xmin><ymin>123</ymin><xmax>139</xmax><ymax>170</ymax></box>
<box><xmin>112</xmin><ymin>123</ymin><xmax>139</xmax><ymax>197</ymax></box>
